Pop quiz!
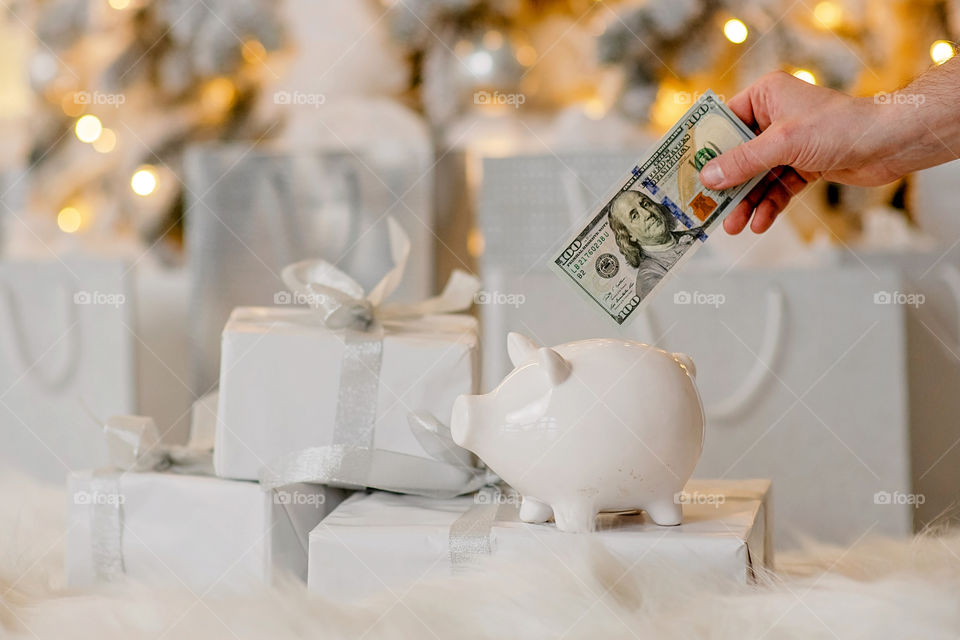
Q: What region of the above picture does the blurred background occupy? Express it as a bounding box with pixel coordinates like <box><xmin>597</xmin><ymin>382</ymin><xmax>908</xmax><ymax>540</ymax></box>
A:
<box><xmin>1</xmin><ymin>0</ymin><xmax>960</xmax><ymax>550</ymax></box>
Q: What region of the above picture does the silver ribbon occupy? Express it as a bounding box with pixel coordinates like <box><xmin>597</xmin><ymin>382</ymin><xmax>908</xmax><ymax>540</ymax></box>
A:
<box><xmin>89</xmin><ymin>415</ymin><xmax>213</xmax><ymax>581</ymax></box>
<box><xmin>449</xmin><ymin>485</ymin><xmax>520</xmax><ymax>567</ymax></box>
<box><xmin>260</xmin><ymin>412</ymin><xmax>498</xmax><ymax>497</ymax></box>
<box><xmin>261</xmin><ymin>217</ymin><xmax>484</xmax><ymax>496</ymax></box>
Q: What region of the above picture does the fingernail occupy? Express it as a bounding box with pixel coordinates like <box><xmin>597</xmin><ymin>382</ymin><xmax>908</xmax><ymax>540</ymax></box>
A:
<box><xmin>700</xmin><ymin>162</ymin><xmax>724</xmax><ymax>187</ymax></box>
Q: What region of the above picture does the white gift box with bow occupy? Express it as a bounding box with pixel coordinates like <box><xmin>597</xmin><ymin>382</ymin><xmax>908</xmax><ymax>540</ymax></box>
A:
<box><xmin>65</xmin><ymin>416</ymin><xmax>347</xmax><ymax>589</ymax></box>
<box><xmin>215</xmin><ymin>219</ymin><xmax>484</xmax><ymax>495</ymax></box>
<box><xmin>307</xmin><ymin>479</ymin><xmax>772</xmax><ymax>602</ymax></box>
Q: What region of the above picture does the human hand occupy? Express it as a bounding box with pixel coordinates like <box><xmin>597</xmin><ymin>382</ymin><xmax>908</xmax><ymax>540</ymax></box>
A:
<box><xmin>698</xmin><ymin>71</ymin><xmax>915</xmax><ymax>234</ymax></box>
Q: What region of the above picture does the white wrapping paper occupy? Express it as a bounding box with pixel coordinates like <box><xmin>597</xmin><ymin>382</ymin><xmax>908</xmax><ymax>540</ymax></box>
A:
<box><xmin>308</xmin><ymin>479</ymin><xmax>771</xmax><ymax>601</ymax></box>
<box><xmin>66</xmin><ymin>471</ymin><xmax>346</xmax><ymax>589</ymax></box>
<box><xmin>215</xmin><ymin>310</ymin><xmax>480</xmax><ymax>484</ymax></box>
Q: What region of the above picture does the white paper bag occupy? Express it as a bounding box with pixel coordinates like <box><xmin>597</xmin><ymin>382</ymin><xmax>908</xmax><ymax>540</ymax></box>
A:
<box><xmin>66</xmin><ymin>471</ymin><xmax>346</xmax><ymax>589</ymax></box>
<box><xmin>184</xmin><ymin>145</ymin><xmax>434</xmax><ymax>396</ymax></box>
<box><xmin>308</xmin><ymin>479</ymin><xmax>771</xmax><ymax>601</ymax></box>
<box><xmin>216</xmin><ymin>310</ymin><xmax>480</xmax><ymax>488</ymax></box>
<box><xmin>475</xmin><ymin>154</ymin><xmax>922</xmax><ymax>547</ymax></box>
<box><xmin>0</xmin><ymin>257</ymin><xmax>135</xmax><ymax>483</ymax></box>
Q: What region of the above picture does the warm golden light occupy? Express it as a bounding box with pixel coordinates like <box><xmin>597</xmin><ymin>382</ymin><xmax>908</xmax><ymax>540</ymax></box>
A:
<box><xmin>651</xmin><ymin>87</ymin><xmax>690</xmax><ymax>131</ymax></box>
<box><xmin>108</xmin><ymin>0</ymin><xmax>131</xmax><ymax>9</ymax></box>
<box><xmin>723</xmin><ymin>19</ymin><xmax>748</xmax><ymax>44</ymax></box>
<box><xmin>466</xmin><ymin>228</ymin><xmax>485</xmax><ymax>257</ymax></box>
<box><xmin>61</xmin><ymin>93</ymin><xmax>85</xmax><ymax>117</ymax></box>
<box><xmin>813</xmin><ymin>1</ymin><xmax>843</xmax><ymax>29</ymax></box>
<box><xmin>241</xmin><ymin>39</ymin><xmax>267</xmax><ymax>64</ymax></box>
<box><xmin>584</xmin><ymin>97</ymin><xmax>606</xmax><ymax>120</ymax></box>
<box><xmin>515</xmin><ymin>44</ymin><xmax>537</xmax><ymax>67</ymax></box>
<box><xmin>74</xmin><ymin>114</ymin><xmax>102</xmax><ymax>143</ymax></box>
<box><xmin>482</xmin><ymin>30</ymin><xmax>503</xmax><ymax>50</ymax></box>
<box><xmin>201</xmin><ymin>77</ymin><xmax>237</xmax><ymax>114</ymax></box>
<box><xmin>931</xmin><ymin>40</ymin><xmax>956</xmax><ymax>65</ymax></box>
<box><xmin>92</xmin><ymin>128</ymin><xmax>117</xmax><ymax>153</ymax></box>
<box><xmin>57</xmin><ymin>207</ymin><xmax>82</xmax><ymax>233</ymax></box>
<box><xmin>792</xmin><ymin>69</ymin><xmax>817</xmax><ymax>84</ymax></box>
<box><xmin>131</xmin><ymin>166</ymin><xmax>158</xmax><ymax>196</ymax></box>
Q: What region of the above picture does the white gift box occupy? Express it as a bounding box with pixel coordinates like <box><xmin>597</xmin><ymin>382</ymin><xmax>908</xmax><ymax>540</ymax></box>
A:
<box><xmin>215</xmin><ymin>309</ymin><xmax>480</xmax><ymax>488</ymax></box>
<box><xmin>66</xmin><ymin>471</ymin><xmax>346</xmax><ymax>589</ymax></box>
<box><xmin>308</xmin><ymin>479</ymin><xmax>771</xmax><ymax>601</ymax></box>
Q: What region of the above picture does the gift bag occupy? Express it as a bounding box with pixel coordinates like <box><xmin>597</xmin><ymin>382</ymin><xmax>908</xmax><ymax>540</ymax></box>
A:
<box><xmin>838</xmin><ymin>247</ymin><xmax>960</xmax><ymax>532</ymax></box>
<box><xmin>0</xmin><ymin>257</ymin><xmax>135</xmax><ymax>483</ymax></box>
<box><xmin>184</xmin><ymin>145</ymin><xmax>434</xmax><ymax>395</ymax></box>
<box><xmin>476</xmin><ymin>153</ymin><xmax>923</xmax><ymax>547</ymax></box>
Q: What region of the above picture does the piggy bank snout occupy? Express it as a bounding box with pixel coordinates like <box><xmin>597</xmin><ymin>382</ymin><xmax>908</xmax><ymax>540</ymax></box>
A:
<box><xmin>450</xmin><ymin>395</ymin><xmax>473</xmax><ymax>448</ymax></box>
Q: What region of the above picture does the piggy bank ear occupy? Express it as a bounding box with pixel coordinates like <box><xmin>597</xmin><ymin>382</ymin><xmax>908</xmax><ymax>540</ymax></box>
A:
<box><xmin>538</xmin><ymin>347</ymin><xmax>571</xmax><ymax>386</ymax></box>
<box><xmin>507</xmin><ymin>332</ymin><xmax>539</xmax><ymax>367</ymax></box>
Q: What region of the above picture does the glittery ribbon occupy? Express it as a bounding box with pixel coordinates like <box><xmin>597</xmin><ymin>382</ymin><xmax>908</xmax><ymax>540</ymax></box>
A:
<box><xmin>260</xmin><ymin>218</ymin><xmax>484</xmax><ymax>496</ymax></box>
<box><xmin>259</xmin><ymin>412</ymin><xmax>497</xmax><ymax>497</ymax></box>
<box><xmin>88</xmin><ymin>415</ymin><xmax>213</xmax><ymax>581</ymax></box>
<box><xmin>448</xmin><ymin>485</ymin><xmax>519</xmax><ymax>567</ymax></box>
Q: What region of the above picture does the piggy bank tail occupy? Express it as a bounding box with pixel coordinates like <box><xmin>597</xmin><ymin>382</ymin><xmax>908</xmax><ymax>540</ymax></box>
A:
<box><xmin>672</xmin><ymin>352</ymin><xmax>696</xmax><ymax>378</ymax></box>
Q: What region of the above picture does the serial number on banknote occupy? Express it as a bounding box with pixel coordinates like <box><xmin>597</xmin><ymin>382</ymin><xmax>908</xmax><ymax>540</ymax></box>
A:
<box><xmin>551</xmin><ymin>90</ymin><xmax>766</xmax><ymax>326</ymax></box>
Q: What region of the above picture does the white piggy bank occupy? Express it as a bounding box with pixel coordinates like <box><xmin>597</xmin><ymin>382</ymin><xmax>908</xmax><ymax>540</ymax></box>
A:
<box><xmin>451</xmin><ymin>333</ymin><xmax>704</xmax><ymax>533</ymax></box>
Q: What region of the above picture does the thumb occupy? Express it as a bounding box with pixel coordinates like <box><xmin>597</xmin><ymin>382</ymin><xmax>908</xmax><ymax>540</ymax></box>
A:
<box><xmin>699</xmin><ymin>128</ymin><xmax>791</xmax><ymax>190</ymax></box>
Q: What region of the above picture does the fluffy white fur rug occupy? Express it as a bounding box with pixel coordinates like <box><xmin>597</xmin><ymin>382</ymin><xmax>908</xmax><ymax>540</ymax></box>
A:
<box><xmin>2</xmin><ymin>473</ymin><xmax>959</xmax><ymax>640</ymax></box>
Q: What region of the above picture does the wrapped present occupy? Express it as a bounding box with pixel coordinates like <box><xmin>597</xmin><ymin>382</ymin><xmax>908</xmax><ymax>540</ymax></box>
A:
<box><xmin>308</xmin><ymin>479</ymin><xmax>772</xmax><ymax>601</ymax></box>
<box><xmin>216</xmin><ymin>219</ymin><xmax>488</xmax><ymax>496</ymax></box>
<box><xmin>66</xmin><ymin>416</ymin><xmax>346</xmax><ymax>589</ymax></box>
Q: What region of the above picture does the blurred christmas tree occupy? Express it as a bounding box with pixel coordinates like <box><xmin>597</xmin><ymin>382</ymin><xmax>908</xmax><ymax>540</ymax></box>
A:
<box><xmin>0</xmin><ymin>0</ymin><xmax>284</xmax><ymax>252</ymax></box>
<box><xmin>382</xmin><ymin>0</ymin><xmax>958</xmax><ymax>241</ymax></box>
<box><xmin>383</xmin><ymin>0</ymin><xmax>958</xmax><ymax>130</ymax></box>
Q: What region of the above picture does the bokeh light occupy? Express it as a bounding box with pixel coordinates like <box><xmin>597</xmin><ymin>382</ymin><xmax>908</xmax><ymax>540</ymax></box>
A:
<box><xmin>74</xmin><ymin>114</ymin><xmax>102</xmax><ymax>143</ymax></box>
<box><xmin>723</xmin><ymin>19</ymin><xmax>748</xmax><ymax>44</ymax></box>
<box><xmin>931</xmin><ymin>40</ymin><xmax>956</xmax><ymax>65</ymax></box>
<box><xmin>131</xmin><ymin>166</ymin><xmax>159</xmax><ymax>196</ymax></box>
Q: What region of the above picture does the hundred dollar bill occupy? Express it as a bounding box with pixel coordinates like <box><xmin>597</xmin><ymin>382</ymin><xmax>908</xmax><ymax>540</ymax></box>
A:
<box><xmin>551</xmin><ymin>90</ymin><xmax>766</xmax><ymax>326</ymax></box>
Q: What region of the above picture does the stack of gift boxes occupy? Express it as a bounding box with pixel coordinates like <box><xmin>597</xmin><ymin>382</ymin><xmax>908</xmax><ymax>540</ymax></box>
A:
<box><xmin>65</xmin><ymin>222</ymin><xmax>773</xmax><ymax>594</ymax></box>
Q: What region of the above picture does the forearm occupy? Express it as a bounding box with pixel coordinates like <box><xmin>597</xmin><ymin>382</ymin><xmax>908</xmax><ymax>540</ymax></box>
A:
<box><xmin>885</xmin><ymin>57</ymin><xmax>960</xmax><ymax>175</ymax></box>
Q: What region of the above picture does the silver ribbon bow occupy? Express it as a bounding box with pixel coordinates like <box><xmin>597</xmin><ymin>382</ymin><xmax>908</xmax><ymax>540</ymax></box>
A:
<box><xmin>91</xmin><ymin>415</ymin><xmax>213</xmax><ymax>581</ymax></box>
<box><xmin>260</xmin><ymin>218</ymin><xmax>485</xmax><ymax>497</ymax></box>
<box><xmin>260</xmin><ymin>413</ymin><xmax>498</xmax><ymax>498</ymax></box>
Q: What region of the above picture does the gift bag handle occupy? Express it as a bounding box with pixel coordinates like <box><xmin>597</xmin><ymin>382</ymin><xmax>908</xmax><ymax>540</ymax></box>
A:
<box><xmin>639</xmin><ymin>285</ymin><xmax>786</xmax><ymax>422</ymax></box>
<box><xmin>931</xmin><ymin>264</ymin><xmax>960</xmax><ymax>359</ymax></box>
<box><xmin>708</xmin><ymin>286</ymin><xmax>786</xmax><ymax>421</ymax></box>
<box><xmin>0</xmin><ymin>277</ymin><xmax>80</xmax><ymax>392</ymax></box>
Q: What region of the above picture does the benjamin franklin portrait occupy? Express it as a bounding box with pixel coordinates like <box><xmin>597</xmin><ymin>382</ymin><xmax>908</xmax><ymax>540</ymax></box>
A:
<box><xmin>607</xmin><ymin>190</ymin><xmax>702</xmax><ymax>299</ymax></box>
